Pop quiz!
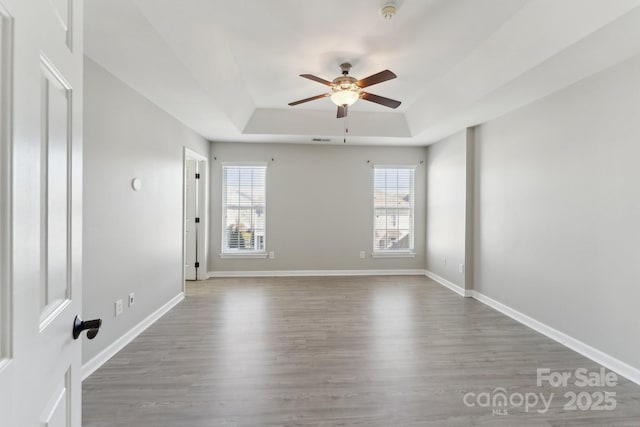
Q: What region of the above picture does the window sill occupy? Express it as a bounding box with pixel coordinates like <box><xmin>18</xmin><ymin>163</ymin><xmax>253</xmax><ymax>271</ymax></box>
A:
<box><xmin>371</xmin><ymin>251</ymin><xmax>416</xmax><ymax>259</ymax></box>
<box><xmin>219</xmin><ymin>252</ymin><xmax>268</xmax><ymax>259</ymax></box>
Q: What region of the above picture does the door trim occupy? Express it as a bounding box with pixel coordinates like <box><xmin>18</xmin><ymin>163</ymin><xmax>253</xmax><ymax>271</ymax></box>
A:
<box><xmin>0</xmin><ymin>1</ymin><xmax>13</xmax><ymax>369</ymax></box>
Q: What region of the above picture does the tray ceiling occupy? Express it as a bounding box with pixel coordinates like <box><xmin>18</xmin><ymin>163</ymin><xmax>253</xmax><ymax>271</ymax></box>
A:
<box><xmin>85</xmin><ymin>0</ymin><xmax>640</xmax><ymax>145</ymax></box>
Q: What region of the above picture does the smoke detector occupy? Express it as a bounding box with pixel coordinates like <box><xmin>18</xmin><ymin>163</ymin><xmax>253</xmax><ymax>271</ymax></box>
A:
<box><xmin>379</xmin><ymin>2</ymin><xmax>398</xmax><ymax>20</ymax></box>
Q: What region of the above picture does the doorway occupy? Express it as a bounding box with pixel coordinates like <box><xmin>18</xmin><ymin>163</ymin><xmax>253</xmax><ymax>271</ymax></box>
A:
<box><xmin>183</xmin><ymin>148</ymin><xmax>208</xmax><ymax>282</ymax></box>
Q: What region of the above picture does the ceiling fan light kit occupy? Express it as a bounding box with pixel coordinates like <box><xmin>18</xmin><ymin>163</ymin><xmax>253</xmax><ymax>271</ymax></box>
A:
<box><xmin>330</xmin><ymin>63</ymin><xmax>360</xmax><ymax>106</ymax></box>
<box><xmin>289</xmin><ymin>62</ymin><xmax>401</xmax><ymax>118</ymax></box>
<box><xmin>330</xmin><ymin>87</ymin><xmax>360</xmax><ymax>107</ymax></box>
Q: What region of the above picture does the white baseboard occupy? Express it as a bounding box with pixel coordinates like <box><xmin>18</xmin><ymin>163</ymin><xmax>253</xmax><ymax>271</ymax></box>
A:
<box><xmin>427</xmin><ymin>272</ymin><xmax>640</xmax><ymax>386</ymax></box>
<box><xmin>469</xmin><ymin>290</ymin><xmax>640</xmax><ymax>387</ymax></box>
<box><xmin>207</xmin><ymin>269</ymin><xmax>426</xmax><ymax>278</ymax></box>
<box><xmin>81</xmin><ymin>292</ymin><xmax>185</xmax><ymax>381</ymax></box>
<box><xmin>424</xmin><ymin>270</ymin><xmax>470</xmax><ymax>297</ymax></box>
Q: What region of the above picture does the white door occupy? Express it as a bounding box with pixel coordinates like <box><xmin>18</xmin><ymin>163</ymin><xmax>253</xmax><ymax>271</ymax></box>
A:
<box><xmin>183</xmin><ymin>148</ymin><xmax>208</xmax><ymax>282</ymax></box>
<box><xmin>184</xmin><ymin>159</ymin><xmax>198</xmax><ymax>280</ymax></box>
<box><xmin>0</xmin><ymin>0</ymin><xmax>86</xmax><ymax>426</ymax></box>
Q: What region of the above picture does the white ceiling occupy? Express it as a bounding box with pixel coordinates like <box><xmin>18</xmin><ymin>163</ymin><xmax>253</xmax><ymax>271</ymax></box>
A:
<box><xmin>85</xmin><ymin>0</ymin><xmax>640</xmax><ymax>146</ymax></box>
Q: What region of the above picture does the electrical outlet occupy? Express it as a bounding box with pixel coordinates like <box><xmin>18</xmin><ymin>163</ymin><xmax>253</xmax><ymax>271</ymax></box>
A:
<box><xmin>269</xmin><ymin>251</ymin><xmax>275</xmax><ymax>259</ymax></box>
<box><xmin>360</xmin><ymin>251</ymin><xmax>365</xmax><ymax>259</ymax></box>
<box><xmin>128</xmin><ymin>292</ymin><xmax>135</xmax><ymax>307</ymax></box>
<box><xmin>459</xmin><ymin>264</ymin><xmax>465</xmax><ymax>274</ymax></box>
<box><xmin>115</xmin><ymin>299</ymin><xmax>123</xmax><ymax>317</ymax></box>
<box><xmin>443</xmin><ymin>257</ymin><xmax>447</xmax><ymax>265</ymax></box>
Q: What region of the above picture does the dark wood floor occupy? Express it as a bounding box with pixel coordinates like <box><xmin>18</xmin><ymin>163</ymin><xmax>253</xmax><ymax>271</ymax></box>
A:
<box><xmin>83</xmin><ymin>276</ymin><xmax>640</xmax><ymax>426</ymax></box>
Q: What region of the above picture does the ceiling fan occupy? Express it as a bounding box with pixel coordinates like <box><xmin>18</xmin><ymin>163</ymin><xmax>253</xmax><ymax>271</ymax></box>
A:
<box><xmin>288</xmin><ymin>63</ymin><xmax>401</xmax><ymax>118</ymax></box>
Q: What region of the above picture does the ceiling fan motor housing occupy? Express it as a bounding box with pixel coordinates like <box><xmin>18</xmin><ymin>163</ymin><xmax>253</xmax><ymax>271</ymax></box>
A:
<box><xmin>332</xmin><ymin>75</ymin><xmax>358</xmax><ymax>89</ymax></box>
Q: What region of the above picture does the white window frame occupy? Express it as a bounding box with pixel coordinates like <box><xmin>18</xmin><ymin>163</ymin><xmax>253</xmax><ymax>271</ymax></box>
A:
<box><xmin>220</xmin><ymin>163</ymin><xmax>268</xmax><ymax>258</ymax></box>
<box><xmin>372</xmin><ymin>165</ymin><xmax>416</xmax><ymax>258</ymax></box>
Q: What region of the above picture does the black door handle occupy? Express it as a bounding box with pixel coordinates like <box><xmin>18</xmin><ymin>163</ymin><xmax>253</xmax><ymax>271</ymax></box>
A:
<box><xmin>73</xmin><ymin>315</ymin><xmax>102</xmax><ymax>340</ymax></box>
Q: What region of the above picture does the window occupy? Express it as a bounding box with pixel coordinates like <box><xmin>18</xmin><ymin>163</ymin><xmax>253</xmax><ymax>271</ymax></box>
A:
<box><xmin>373</xmin><ymin>166</ymin><xmax>415</xmax><ymax>253</ymax></box>
<box><xmin>222</xmin><ymin>165</ymin><xmax>266</xmax><ymax>254</ymax></box>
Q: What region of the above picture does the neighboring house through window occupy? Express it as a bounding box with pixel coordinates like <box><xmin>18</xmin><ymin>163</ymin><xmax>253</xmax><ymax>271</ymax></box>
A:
<box><xmin>373</xmin><ymin>166</ymin><xmax>415</xmax><ymax>254</ymax></box>
<box><xmin>222</xmin><ymin>165</ymin><xmax>266</xmax><ymax>254</ymax></box>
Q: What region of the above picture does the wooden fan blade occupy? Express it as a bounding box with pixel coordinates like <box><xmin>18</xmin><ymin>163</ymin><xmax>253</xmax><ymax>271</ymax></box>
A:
<box><xmin>300</xmin><ymin>74</ymin><xmax>334</xmax><ymax>86</ymax></box>
<box><xmin>356</xmin><ymin>70</ymin><xmax>397</xmax><ymax>88</ymax></box>
<box><xmin>288</xmin><ymin>93</ymin><xmax>330</xmax><ymax>106</ymax></box>
<box><xmin>361</xmin><ymin>92</ymin><xmax>401</xmax><ymax>109</ymax></box>
<box><xmin>337</xmin><ymin>105</ymin><xmax>348</xmax><ymax>118</ymax></box>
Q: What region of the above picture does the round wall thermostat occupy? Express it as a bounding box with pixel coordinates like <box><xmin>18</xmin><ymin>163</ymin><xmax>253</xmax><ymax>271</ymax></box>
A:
<box><xmin>131</xmin><ymin>178</ymin><xmax>142</xmax><ymax>191</ymax></box>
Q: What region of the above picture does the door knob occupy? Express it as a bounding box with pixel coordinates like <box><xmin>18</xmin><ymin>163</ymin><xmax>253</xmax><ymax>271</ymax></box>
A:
<box><xmin>73</xmin><ymin>315</ymin><xmax>102</xmax><ymax>340</ymax></box>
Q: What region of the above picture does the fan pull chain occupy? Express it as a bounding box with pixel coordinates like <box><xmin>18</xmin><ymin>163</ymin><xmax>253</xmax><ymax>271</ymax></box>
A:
<box><xmin>344</xmin><ymin>115</ymin><xmax>349</xmax><ymax>144</ymax></box>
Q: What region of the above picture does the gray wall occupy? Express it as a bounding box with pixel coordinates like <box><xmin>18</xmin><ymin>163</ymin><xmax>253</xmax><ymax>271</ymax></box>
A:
<box><xmin>425</xmin><ymin>131</ymin><xmax>468</xmax><ymax>288</ymax></box>
<box><xmin>83</xmin><ymin>58</ymin><xmax>209</xmax><ymax>363</ymax></box>
<box><xmin>474</xmin><ymin>53</ymin><xmax>640</xmax><ymax>369</ymax></box>
<box><xmin>209</xmin><ymin>142</ymin><xmax>427</xmax><ymax>272</ymax></box>
<box><xmin>456</xmin><ymin>53</ymin><xmax>640</xmax><ymax>370</ymax></box>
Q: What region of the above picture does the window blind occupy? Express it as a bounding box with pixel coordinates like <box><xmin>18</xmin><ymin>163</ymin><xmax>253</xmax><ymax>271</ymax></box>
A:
<box><xmin>373</xmin><ymin>166</ymin><xmax>415</xmax><ymax>252</ymax></box>
<box><xmin>222</xmin><ymin>165</ymin><xmax>266</xmax><ymax>252</ymax></box>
